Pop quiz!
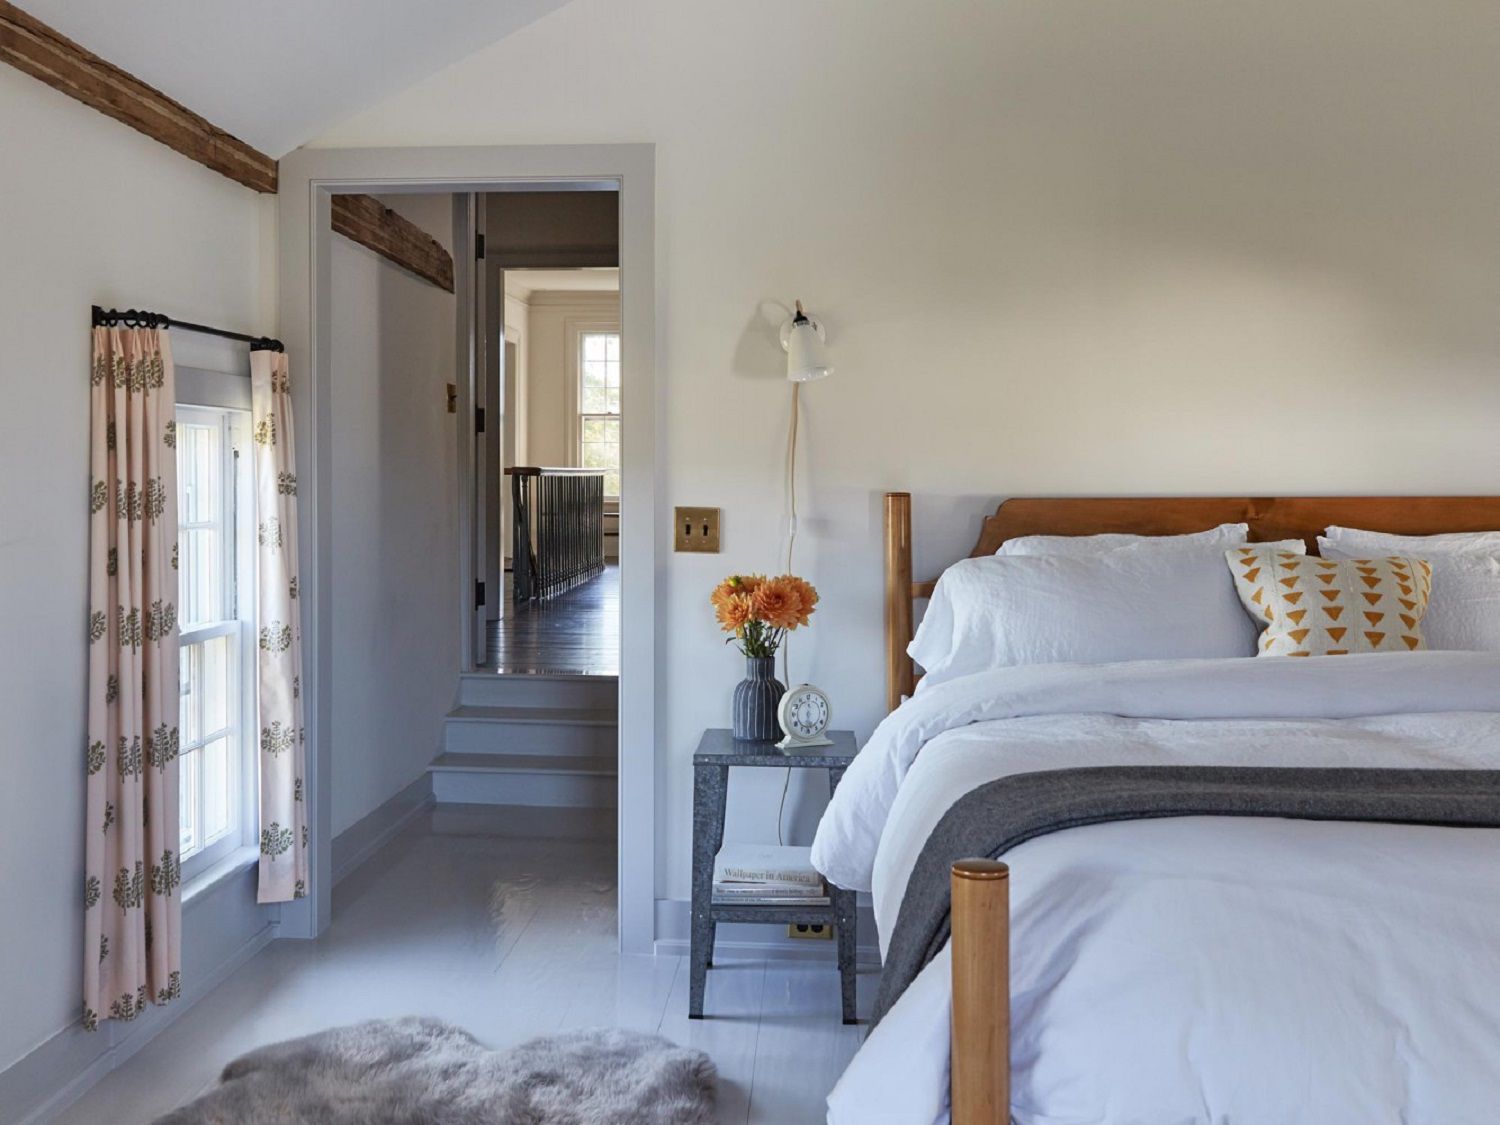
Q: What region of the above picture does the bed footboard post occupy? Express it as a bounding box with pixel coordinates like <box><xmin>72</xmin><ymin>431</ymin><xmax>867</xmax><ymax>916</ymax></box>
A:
<box><xmin>885</xmin><ymin>491</ymin><xmax>914</xmax><ymax>713</ymax></box>
<box><xmin>952</xmin><ymin>859</ymin><xmax>1010</xmax><ymax>1125</ymax></box>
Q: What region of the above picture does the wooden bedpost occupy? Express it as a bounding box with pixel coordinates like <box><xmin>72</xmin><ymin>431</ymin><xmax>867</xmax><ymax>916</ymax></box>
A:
<box><xmin>885</xmin><ymin>492</ymin><xmax>914</xmax><ymax>713</ymax></box>
<box><xmin>952</xmin><ymin>859</ymin><xmax>1010</xmax><ymax>1125</ymax></box>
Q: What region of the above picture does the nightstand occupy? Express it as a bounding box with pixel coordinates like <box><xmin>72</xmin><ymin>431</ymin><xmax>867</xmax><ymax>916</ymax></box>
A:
<box><xmin>690</xmin><ymin>728</ymin><xmax>860</xmax><ymax>1024</ymax></box>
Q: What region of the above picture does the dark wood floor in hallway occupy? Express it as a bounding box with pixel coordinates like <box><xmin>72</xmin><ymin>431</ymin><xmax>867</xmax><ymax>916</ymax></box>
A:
<box><xmin>485</xmin><ymin>562</ymin><xmax>620</xmax><ymax>675</ymax></box>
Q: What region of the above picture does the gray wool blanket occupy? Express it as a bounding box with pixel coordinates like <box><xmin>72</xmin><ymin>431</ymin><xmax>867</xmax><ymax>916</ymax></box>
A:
<box><xmin>872</xmin><ymin>765</ymin><xmax>1500</xmax><ymax>1026</ymax></box>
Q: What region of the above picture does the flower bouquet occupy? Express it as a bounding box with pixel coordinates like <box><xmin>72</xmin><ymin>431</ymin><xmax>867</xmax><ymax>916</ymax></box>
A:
<box><xmin>710</xmin><ymin>573</ymin><xmax>819</xmax><ymax>740</ymax></box>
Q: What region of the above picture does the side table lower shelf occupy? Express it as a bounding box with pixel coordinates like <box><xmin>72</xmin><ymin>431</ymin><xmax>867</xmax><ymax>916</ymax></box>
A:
<box><xmin>692</xmin><ymin>893</ymin><xmax>859</xmax><ymax>1024</ymax></box>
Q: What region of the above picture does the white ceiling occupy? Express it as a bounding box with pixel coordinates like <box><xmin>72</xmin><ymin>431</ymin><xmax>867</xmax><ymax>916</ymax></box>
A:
<box><xmin>20</xmin><ymin>0</ymin><xmax>574</xmax><ymax>157</ymax></box>
<box><xmin>505</xmin><ymin>268</ymin><xmax>619</xmax><ymax>301</ymax></box>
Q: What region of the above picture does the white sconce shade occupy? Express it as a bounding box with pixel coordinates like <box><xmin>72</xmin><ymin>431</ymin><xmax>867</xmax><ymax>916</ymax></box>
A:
<box><xmin>781</xmin><ymin>301</ymin><xmax>833</xmax><ymax>383</ymax></box>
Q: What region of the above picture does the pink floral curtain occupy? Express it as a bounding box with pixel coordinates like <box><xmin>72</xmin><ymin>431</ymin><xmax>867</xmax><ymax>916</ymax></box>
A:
<box><xmin>250</xmin><ymin>348</ymin><xmax>309</xmax><ymax>903</ymax></box>
<box><xmin>84</xmin><ymin>325</ymin><xmax>181</xmax><ymax>1030</ymax></box>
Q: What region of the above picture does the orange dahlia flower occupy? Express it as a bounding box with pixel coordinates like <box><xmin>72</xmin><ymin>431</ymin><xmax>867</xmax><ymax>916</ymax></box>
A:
<box><xmin>752</xmin><ymin>577</ymin><xmax>803</xmax><ymax>631</ymax></box>
<box><xmin>715</xmin><ymin>592</ymin><xmax>754</xmax><ymax>633</ymax></box>
<box><xmin>711</xmin><ymin>574</ymin><xmax>764</xmax><ymax>612</ymax></box>
<box><xmin>780</xmin><ymin>574</ymin><xmax>819</xmax><ymax>626</ymax></box>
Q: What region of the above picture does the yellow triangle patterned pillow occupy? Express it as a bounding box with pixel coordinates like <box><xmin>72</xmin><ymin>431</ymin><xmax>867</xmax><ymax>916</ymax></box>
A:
<box><xmin>1225</xmin><ymin>548</ymin><xmax>1433</xmax><ymax>657</ymax></box>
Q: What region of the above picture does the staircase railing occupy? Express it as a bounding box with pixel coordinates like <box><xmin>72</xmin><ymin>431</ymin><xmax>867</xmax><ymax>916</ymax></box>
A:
<box><xmin>506</xmin><ymin>466</ymin><xmax>607</xmax><ymax>602</ymax></box>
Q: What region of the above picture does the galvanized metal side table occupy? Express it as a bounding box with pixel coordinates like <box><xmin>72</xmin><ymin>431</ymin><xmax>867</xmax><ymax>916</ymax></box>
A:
<box><xmin>689</xmin><ymin>728</ymin><xmax>860</xmax><ymax>1024</ymax></box>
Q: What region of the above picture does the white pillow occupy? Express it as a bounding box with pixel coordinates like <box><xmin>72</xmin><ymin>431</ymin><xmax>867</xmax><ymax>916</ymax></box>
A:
<box><xmin>997</xmin><ymin>523</ymin><xmax>1250</xmax><ymax>557</ymax></box>
<box><xmin>1318</xmin><ymin>530</ymin><xmax>1500</xmax><ymax>652</ymax></box>
<box><xmin>1321</xmin><ymin>526</ymin><xmax>1500</xmax><ymax>555</ymax></box>
<box><xmin>909</xmin><ymin>543</ymin><xmax>1302</xmax><ymax>687</ymax></box>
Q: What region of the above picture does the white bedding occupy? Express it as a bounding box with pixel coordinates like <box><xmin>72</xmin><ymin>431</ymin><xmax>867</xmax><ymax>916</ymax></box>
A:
<box><xmin>815</xmin><ymin>652</ymin><xmax>1500</xmax><ymax>1125</ymax></box>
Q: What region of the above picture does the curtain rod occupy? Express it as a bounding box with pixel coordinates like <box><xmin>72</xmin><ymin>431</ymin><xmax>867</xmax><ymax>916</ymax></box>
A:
<box><xmin>92</xmin><ymin>306</ymin><xmax>283</xmax><ymax>352</ymax></box>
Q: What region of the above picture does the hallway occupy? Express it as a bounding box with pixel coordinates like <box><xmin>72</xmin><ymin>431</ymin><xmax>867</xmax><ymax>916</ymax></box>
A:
<box><xmin>485</xmin><ymin>563</ymin><xmax>620</xmax><ymax>676</ymax></box>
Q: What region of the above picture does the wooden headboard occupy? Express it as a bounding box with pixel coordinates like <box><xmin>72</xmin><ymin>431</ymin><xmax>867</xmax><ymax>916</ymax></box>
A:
<box><xmin>883</xmin><ymin>494</ymin><xmax>1500</xmax><ymax>712</ymax></box>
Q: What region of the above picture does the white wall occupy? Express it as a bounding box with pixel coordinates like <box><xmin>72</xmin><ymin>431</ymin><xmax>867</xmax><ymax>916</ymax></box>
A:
<box><xmin>521</xmin><ymin>290</ymin><xmax>620</xmax><ymax>467</ymax></box>
<box><xmin>328</xmin><ymin>194</ymin><xmax>459</xmax><ymax>836</ymax></box>
<box><xmin>0</xmin><ymin>67</ymin><xmax>268</xmax><ymax>1082</ymax></box>
<box><xmin>316</xmin><ymin>0</ymin><xmax>1500</xmax><ymax>910</ymax></box>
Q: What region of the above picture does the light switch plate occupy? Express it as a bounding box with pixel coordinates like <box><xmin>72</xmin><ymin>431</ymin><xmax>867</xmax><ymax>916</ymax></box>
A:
<box><xmin>675</xmin><ymin>507</ymin><xmax>721</xmax><ymax>552</ymax></box>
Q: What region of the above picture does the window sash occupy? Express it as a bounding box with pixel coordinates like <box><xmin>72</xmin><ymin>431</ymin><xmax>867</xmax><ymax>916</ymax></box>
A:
<box><xmin>176</xmin><ymin>404</ymin><xmax>256</xmax><ymax>883</ymax></box>
<box><xmin>576</xmin><ymin>330</ymin><xmax>622</xmax><ymax>498</ymax></box>
<box><xmin>179</xmin><ymin>633</ymin><xmax>241</xmax><ymax>872</ymax></box>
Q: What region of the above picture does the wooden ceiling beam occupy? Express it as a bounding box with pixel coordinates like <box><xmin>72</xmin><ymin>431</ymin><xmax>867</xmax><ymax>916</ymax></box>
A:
<box><xmin>1</xmin><ymin>6</ymin><xmax>457</xmax><ymax>292</ymax></box>
<box><xmin>331</xmin><ymin>194</ymin><xmax>456</xmax><ymax>293</ymax></box>
<box><xmin>0</xmin><ymin>1</ymin><xmax>277</xmax><ymax>193</ymax></box>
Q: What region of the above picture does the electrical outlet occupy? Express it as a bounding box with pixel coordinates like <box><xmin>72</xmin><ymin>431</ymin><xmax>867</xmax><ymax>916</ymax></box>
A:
<box><xmin>674</xmin><ymin>507</ymin><xmax>721</xmax><ymax>552</ymax></box>
<box><xmin>787</xmin><ymin>922</ymin><xmax>834</xmax><ymax>940</ymax></box>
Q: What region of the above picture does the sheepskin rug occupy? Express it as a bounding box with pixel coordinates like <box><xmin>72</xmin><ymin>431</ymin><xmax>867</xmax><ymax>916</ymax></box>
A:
<box><xmin>154</xmin><ymin>1017</ymin><xmax>717</xmax><ymax>1124</ymax></box>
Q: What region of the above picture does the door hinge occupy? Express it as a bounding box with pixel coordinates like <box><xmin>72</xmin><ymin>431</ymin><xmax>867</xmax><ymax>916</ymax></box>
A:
<box><xmin>475</xmin><ymin>231</ymin><xmax>486</xmax><ymax>260</ymax></box>
<box><xmin>475</xmin><ymin>407</ymin><xmax>486</xmax><ymax>434</ymax></box>
<box><xmin>475</xmin><ymin>581</ymin><xmax>486</xmax><ymax>609</ymax></box>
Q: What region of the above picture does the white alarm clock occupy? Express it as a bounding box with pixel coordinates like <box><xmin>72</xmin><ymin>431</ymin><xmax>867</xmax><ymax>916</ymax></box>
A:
<box><xmin>777</xmin><ymin>683</ymin><xmax>833</xmax><ymax>750</ymax></box>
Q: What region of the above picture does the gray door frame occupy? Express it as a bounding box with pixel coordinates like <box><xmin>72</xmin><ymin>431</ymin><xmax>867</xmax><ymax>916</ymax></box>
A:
<box><xmin>276</xmin><ymin>144</ymin><xmax>658</xmax><ymax>955</ymax></box>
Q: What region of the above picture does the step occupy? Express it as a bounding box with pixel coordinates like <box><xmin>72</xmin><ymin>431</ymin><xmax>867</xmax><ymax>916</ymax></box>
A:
<box><xmin>441</xmin><ymin>706</ymin><xmax>617</xmax><ymax>756</ymax></box>
<box><xmin>445</xmin><ymin>705</ymin><xmax>616</xmax><ymax>726</ymax></box>
<box><xmin>428</xmin><ymin>752</ymin><xmax>617</xmax><ymax>808</ymax></box>
<box><xmin>458</xmin><ymin>671</ymin><xmax>617</xmax><ymax>710</ymax></box>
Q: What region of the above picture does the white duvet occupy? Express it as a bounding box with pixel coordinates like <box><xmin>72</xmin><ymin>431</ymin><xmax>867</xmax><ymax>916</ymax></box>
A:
<box><xmin>814</xmin><ymin>652</ymin><xmax>1500</xmax><ymax>1125</ymax></box>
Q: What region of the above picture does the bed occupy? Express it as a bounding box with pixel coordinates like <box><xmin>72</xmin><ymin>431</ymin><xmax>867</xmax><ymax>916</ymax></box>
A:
<box><xmin>813</xmin><ymin>495</ymin><xmax>1500</xmax><ymax>1125</ymax></box>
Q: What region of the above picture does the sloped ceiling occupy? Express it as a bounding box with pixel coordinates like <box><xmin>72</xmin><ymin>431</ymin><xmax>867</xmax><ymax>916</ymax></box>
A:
<box><xmin>16</xmin><ymin>0</ymin><xmax>575</xmax><ymax>156</ymax></box>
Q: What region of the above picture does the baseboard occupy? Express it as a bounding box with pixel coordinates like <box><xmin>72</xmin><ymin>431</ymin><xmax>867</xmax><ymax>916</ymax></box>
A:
<box><xmin>331</xmin><ymin>775</ymin><xmax>435</xmax><ymax>886</ymax></box>
<box><xmin>652</xmin><ymin>898</ymin><xmax>882</xmax><ymax>968</ymax></box>
<box><xmin>1</xmin><ymin>919</ymin><xmax>275</xmax><ymax>1125</ymax></box>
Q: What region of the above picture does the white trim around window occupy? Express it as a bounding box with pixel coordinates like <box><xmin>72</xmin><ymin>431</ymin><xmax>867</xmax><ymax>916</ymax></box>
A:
<box><xmin>564</xmin><ymin>315</ymin><xmax>622</xmax><ymax>496</ymax></box>
<box><xmin>175</xmin><ymin>403</ymin><xmax>258</xmax><ymax>886</ymax></box>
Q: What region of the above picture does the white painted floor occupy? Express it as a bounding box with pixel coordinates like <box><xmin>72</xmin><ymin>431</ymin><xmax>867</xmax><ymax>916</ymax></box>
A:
<box><xmin>54</xmin><ymin>810</ymin><xmax>873</xmax><ymax>1123</ymax></box>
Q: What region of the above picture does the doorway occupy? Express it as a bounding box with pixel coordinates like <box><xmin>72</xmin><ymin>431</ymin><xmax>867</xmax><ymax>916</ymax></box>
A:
<box><xmin>486</xmin><ymin>267</ymin><xmax>620</xmax><ymax>675</ymax></box>
<box><xmin>276</xmin><ymin>145</ymin><xmax>657</xmax><ymax>956</ymax></box>
<box><xmin>473</xmin><ymin>188</ymin><xmax>621</xmax><ymax>676</ymax></box>
<box><xmin>438</xmin><ymin>192</ymin><xmax>623</xmax><ymax>879</ymax></box>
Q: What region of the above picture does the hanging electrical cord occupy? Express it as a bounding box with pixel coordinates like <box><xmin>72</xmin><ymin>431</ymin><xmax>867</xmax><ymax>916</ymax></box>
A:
<box><xmin>776</xmin><ymin>381</ymin><xmax>802</xmax><ymax>845</ymax></box>
<box><xmin>785</xmin><ymin>381</ymin><xmax>801</xmax><ymax>578</ymax></box>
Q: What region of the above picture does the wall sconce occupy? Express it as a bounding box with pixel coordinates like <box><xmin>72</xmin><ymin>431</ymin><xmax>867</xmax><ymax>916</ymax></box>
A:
<box><xmin>781</xmin><ymin>300</ymin><xmax>833</xmax><ymax>383</ymax></box>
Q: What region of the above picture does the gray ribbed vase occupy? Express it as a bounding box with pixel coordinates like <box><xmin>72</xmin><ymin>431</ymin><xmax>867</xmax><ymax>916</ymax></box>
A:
<box><xmin>732</xmin><ymin>656</ymin><xmax>785</xmax><ymax>742</ymax></box>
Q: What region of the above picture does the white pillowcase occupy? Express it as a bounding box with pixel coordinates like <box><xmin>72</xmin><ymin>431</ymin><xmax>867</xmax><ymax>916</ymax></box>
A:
<box><xmin>909</xmin><ymin>542</ymin><xmax>1304</xmax><ymax>687</ymax></box>
<box><xmin>997</xmin><ymin>523</ymin><xmax>1250</xmax><ymax>557</ymax></box>
<box><xmin>1318</xmin><ymin>527</ymin><xmax>1500</xmax><ymax>652</ymax></box>
<box><xmin>1321</xmin><ymin>526</ymin><xmax>1500</xmax><ymax>555</ymax></box>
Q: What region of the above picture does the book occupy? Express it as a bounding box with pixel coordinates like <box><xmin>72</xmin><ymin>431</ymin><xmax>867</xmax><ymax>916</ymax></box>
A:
<box><xmin>712</xmin><ymin>893</ymin><xmax>830</xmax><ymax>907</ymax></box>
<box><xmin>712</xmin><ymin>844</ymin><xmax>822</xmax><ymax>888</ymax></box>
<box><xmin>712</xmin><ymin>880</ymin><xmax>825</xmax><ymax>899</ymax></box>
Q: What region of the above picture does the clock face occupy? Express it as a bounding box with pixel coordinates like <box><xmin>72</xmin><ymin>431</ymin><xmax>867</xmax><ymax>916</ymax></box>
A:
<box><xmin>781</xmin><ymin>686</ymin><xmax>830</xmax><ymax>737</ymax></box>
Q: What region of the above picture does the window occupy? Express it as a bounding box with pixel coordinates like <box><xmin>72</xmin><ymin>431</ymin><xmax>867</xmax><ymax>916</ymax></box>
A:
<box><xmin>176</xmin><ymin>405</ymin><xmax>255</xmax><ymax>880</ymax></box>
<box><xmin>578</xmin><ymin>331</ymin><xmax>621</xmax><ymax>498</ymax></box>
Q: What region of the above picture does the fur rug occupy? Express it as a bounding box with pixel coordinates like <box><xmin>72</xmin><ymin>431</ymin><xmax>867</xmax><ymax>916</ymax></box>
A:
<box><xmin>154</xmin><ymin>1017</ymin><xmax>717</xmax><ymax>1124</ymax></box>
